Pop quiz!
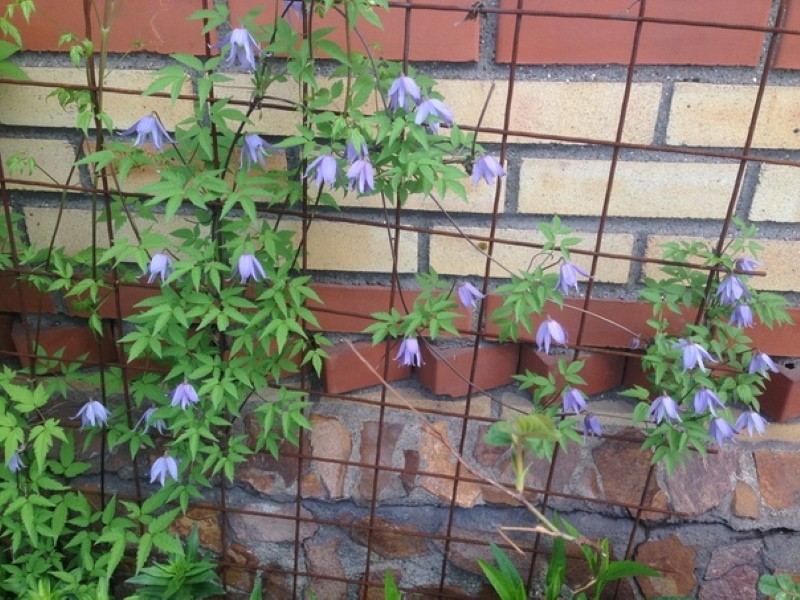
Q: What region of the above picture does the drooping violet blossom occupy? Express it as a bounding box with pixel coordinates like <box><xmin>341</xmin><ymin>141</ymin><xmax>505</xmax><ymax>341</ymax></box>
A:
<box><xmin>734</xmin><ymin>256</ymin><xmax>761</xmax><ymax>276</ymax></box>
<box><xmin>562</xmin><ymin>387</ymin><xmax>587</xmax><ymax>415</ymax></box>
<box><xmin>456</xmin><ymin>281</ymin><xmax>484</xmax><ymax>310</ymax></box>
<box><xmin>388</xmin><ymin>74</ymin><xmax>422</xmax><ymax>111</ymax></box>
<box><xmin>347</xmin><ymin>156</ymin><xmax>375</xmax><ymax>194</ymax></box>
<box><xmin>709</xmin><ymin>417</ymin><xmax>736</xmax><ymax>445</ymax></box>
<box><xmin>283</xmin><ymin>0</ymin><xmax>303</xmax><ymax>16</ymax></box>
<box><xmin>583</xmin><ymin>414</ymin><xmax>602</xmax><ymax>437</ymax></box>
<box><xmin>414</xmin><ymin>98</ymin><xmax>454</xmax><ymax>127</ymax></box>
<box><xmin>735</xmin><ymin>410</ymin><xmax>767</xmax><ymax>437</ymax></box>
<box><xmin>556</xmin><ymin>261</ymin><xmax>590</xmax><ymax>295</ymax></box>
<box><xmin>748</xmin><ymin>351</ymin><xmax>779</xmax><ymax>376</ymax></box>
<box><xmin>150</xmin><ymin>454</ymin><xmax>179</xmax><ymax>487</ymax></box>
<box><xmin>171</xmin><ymin>382</ymin><xmax>199</xmax><ymax>411</ymax></box>
<box><xmin>146</xmin><ymin>252</ymin><xmax>173</xmax><ymax>284</ymax></box>
<box><xmin>471</xmin><ymin>155</ymin><xmax>506</xmax><ymax>186</ymax></box>
<box><xmin>649</xmin><ymin>393</ymin><xmax>682</xmax><ymax>424</ymax></box>
<box><xmin>212</xmin><ymin>27</ymin><xmax>261</xmax><ymax>70</ymax></box>
<box><xmin>716</xmin><ymin>274</ymin><xmax>749</xmax><ymax>306</ymax></box>
<box><xmin>536</xmin><ymin>318</ymin><xmax>567</xmax><ymax>354</ymax></box>
<box><xmin>233</xmin><ymin>253</ymin><xmax>267</xmax><ymax>284</ymax></box>
<box><xmin>135</xmin><ymin>407</ymin><xmax>167</xmax><ymax>435</ymax></box>
<box><xmin>346</xmin><ymin>140</ymin><xmax>368</xmax><ymax>162</ymax></box>
<box><xmin>693</xmin><ymin>387</ymin><xmax>725</xmax><ymax>416</ymax></box>
<box><xmin>7</xmin><ymin>451</ymin><xmax>24</xmax><ymax>473</ymax></box>
<box><xmin>729</xmin><ymin>303</ymin><xmax>754</xmax><ymax>328</ymax></box>
<box><xmin>120</xmin><ymin>114</ymin><xmax>174</xmax><ymax>150</ymax></box>
<box><xmin>74</xmin><ymin>399</ymin><xmax>110</xmax><ymax>428</ymax></box>
<box><xmin>240</xmin><ymin>134</ymin><xmax>272</xmax><ymax>170</ymax></box>
<box><xmin>395</xmin><ymin>337</ymin><xmax>422</xmax><ymax>367</ymax></box>
<box><xmin>305</xmin><ymin>154</ymin><xmax>338</xmax><ymax>188</ymax></box>
<box><xmin>672</xmin><ymin>338</ymin><xmax>716</xmax><ymax>372</ymax></box>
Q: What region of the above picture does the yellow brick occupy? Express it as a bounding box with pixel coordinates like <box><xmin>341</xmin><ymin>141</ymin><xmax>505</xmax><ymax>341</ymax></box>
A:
<box><xmin>436</xmin><ymin>80</ymin><xmax>661</xmax><ymax>145</ymax></box>
<box><xmin>429</xmin><ymin>227</ymin><xmax>633</xmax><ymax>283</ymax></box>
<box><xmin>668</xmin><ymin>84</ymin><xmax>800</xmax><ymax>149</ymax></box>
<box><xmin>305</xmin><ymin>220</ymin><xmax>417</xmax><ymax>273</ymax></box>
<box><xmin>0</xmin><ymin>67</ymin><xmax>193</xmax><ymax>130</ymax></box>
<box><xmin>0</xmin><ymin>138</ymin><xmax>77</xmax><ymax>191</ymax></box>
<box><xmin>750</xmin><ymin>164</ymin><xmax>800</xmax><ymax>222</ymax></box>
<box><xmin>518</xmin><ymin>159</ymin><xmax>738</xmax><ymax>218</ymax></box>
<box><xmin>644</xmin><ymin>235</ymin><xmax>800</xmax><ymax>292</ymax></box>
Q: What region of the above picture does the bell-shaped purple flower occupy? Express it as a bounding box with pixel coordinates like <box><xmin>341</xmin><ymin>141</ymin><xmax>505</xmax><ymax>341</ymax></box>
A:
<box><xmin>563</xmin><ymin>387</ymin><xmax>587</xmax><ymax>415</ymax></box>
<box><xmin>347</xmin><ymin>157</ymin><xmax>375</xmax><ymax>194</ymax></box>
<box><xmin>212</xmin><ymin>27</ymin><xmax>261</xmax><ymax>70</ymax></box>
<box><xmin>583</xmin><ymin>414</ymin><xmax>602</xmax><ymax>437</ymax></box>
<box><xmin>716</xmin><ymin>274</ymin><xmax>749</xmax><ymax>306</ymax></box>
<box><xmin>729</xmin><ymin>303</ymin><xmax>754</xmax><ymax>328</ymax></box>
<box><xmin>471</xmin><ymin>155</ymin><xmax>506</xmax><ymax>186</ymax></box>
<box><xmin>346</xmin><ymin>140</ymin><xmax>368</xmax><ymax>162</ymax></box>
<box><xmin>146</xmin><ymin>252</ymin><xmax>173</xmax><ymax>284</ymax></box>
<box><xmin>673</xmin><ymin>338</ymin><xmax>715</xmax><ymax>372</ymax></box>
<box><xmin>74</xmin><ymin>399</ymin><xmax>110</xmax><ymax>428</ymax></box>
<box><xmin>556</xmin><ymin>261</ymin><xmax>590</xmax><ymax>295</ymax></box>
<box><xmin>7</xmin><ymin>451</ymin><xmax>24</xmax><ymax>473</ymax></box>
<box><xmin>735</xmin><ymin>410</ymin><xmax>767</xmax><ymax>437</ymax></box>
<box><xmin>233</xmin><ymin>253</ymin><xmax>267</xmax><ymax>284</ymax></box>
<box><xmin>135</xmin><ymin>407</ymin><xmax>168</xmax><ymax>435</ymax></box>
<box><xmin>709</xmin><ymin>417</ymin><xmax>736</xmax><ymax>445</ymax></box>
<box><xmin>734</xmin><ymin>256</ymin><xmax>761</xmax><ymax>276</ymax></box>
<box><xmin>120</xmin><ymin>114</ymin><xmax>174</xmax><ymax>150</ymax></box>
<box><xmin>456</xmin><ymin>281</ymin><xmax>484</xmax><ymax>310</ymax></box>
<box><xmin>305</xmin><ymin>154</ymin><xmax>338</xmax><ymax>188</ymax></box>
<box><xmin>414</xmin><ymin>98</ymin><xmax>454</xmax><ymax>127</ymax></box>
<box><xmin>150</xmin><ymin>454</ymin><xmax>179</xmax><ymax>487</ymax></box>
<box><xmin>536</xmin><ymin>318</ymin><xmax>567</xmax><ymax>354</ymax></box>
<box><xmin>748</xmin><ymin>351</ymin><xmax>778</xmax><ymax>376</ymax></box>
<box><xmin>171</xmin><ymin>382</ymin><xmax>199</xmax><ymax>410</ymax></box>
<box><xmin>395</xmin><ymin>337</ymin><xmax>422</xmax><ymax>367</ymax></box>
<box><xmin>388</xmin><ymin>74</ymin><xmax>422</xmax><ymax>111</ymax></box>
<box><xmin>283</xmin><ymin>0</ymin><xmax>303</xmax><ymax>16</ymax></box>
<box><xmin>693</xmin><ymin>387</ymin><xmax>725</xmax><ymax>416</ymax></box>
<box><xmin>649</xmin><ymin>393</ymin><xmax>682</xmax><ymax>424</ymax></box>
<box><xmin>240</xmin><ymin>134</ymin><xmax>272</xmax><ymax>170</ymax></box>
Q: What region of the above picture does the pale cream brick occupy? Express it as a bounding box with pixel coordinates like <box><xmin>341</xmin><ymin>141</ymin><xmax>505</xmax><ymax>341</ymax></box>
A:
<box><xmin>644</xmin><ymin>235</ymin><xmax>800</xmax><ymax>292</ymax></box>
<box><xmin>436</xmin><ymin>80</ymin><xmax>662</xmax><ymax>145</ymax></box>
<box><xmin>0</xmin><ymin>67</ymin><xmax>193</xmax><ymax>130</ymax></box>
<box><xmin>0</xmin><ymin>138</ymin><xmax>77</xmax><ymax>190</ymax></box>
<box><xmin>304</xmin><ymin>220</ymin><xmax>417</xmax><ymax>273</ymax></box>
<box><xmin>518</xmin><ymin>159</ymin><xmax>738</xmax><ymax>218</ymax></box>
<box><xmin>750</xmin><ymin>164</ymin><xmax>800</xmax><ymax>222</ymax></box>
<box><xmin>429</xmin><ymin>227</ymin><xmax>633</xmax><ymax>283</ymax></box>
<box><xmin>668</xmin><ymin>83</ymin><xmax>800</xmax><ymax>149</ymax></box>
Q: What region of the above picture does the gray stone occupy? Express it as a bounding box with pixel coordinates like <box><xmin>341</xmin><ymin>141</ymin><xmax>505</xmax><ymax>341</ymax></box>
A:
<box><xmin>229</xmin><ymin>502</ymin><xmax>318</xmax><ymax>545</ymax></box>
<box><xmin>662</xmin><ymin>448</ymin><xmax>738</xmax><ymax>516</ymax></box>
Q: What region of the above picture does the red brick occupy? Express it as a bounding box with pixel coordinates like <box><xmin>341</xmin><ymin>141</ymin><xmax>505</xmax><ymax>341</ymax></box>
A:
<box><xmin>0</xmin><ymin>271</ymin><xmax>57</xmax><ymax>314</ymax></box>
<box><xmin>417</xmin><ymin>342</ymin><xmax>519</xmax><ymax>397</ymax></box>
<box><xmin>321</xmin><ymin>340</ymin><xmax>411</xmax><ymax>394</ymax></box>
<box><xmin>229</xmin><ymin>0</ymin><xmax>479</xmax><ymax>62</ymax></box>
<box><xmin>11</xmin><ymin>320</ymin><xmax>117</xmax><ymax>372</ymax></box>
<box><xmin>518</xmin><ymin>346</ymin><xmax>625</xmax><ymax>396</ymax></box>
<box><xmin>495</xmin><ymin>0</ymin><xmax>769</xmax><ymax>66</ymax></box>
<box><xmin>0</xmin><ymin>314</ymin><xmax>15</xmax><ymax>357</ymax></box>
<box><xmin>775</xmin><ymin>0</ymin><xmax>800</xmax><ymax>69</ymax></box>
<box><xmin>759</xmin><ymin>362</ymin><xmax>800</xmax><ymax>422</ymax></box>
<box><xmin>65</xmin><ymin>282</ymin><xmax>159</xmax><ymax>319</ymax></box>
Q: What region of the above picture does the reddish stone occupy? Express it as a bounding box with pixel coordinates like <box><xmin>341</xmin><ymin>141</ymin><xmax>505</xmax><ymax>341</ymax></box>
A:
<box><xmin>309</xmin><ymin>414</ymin><xmax>352</xmax><ymax>498</ymax></box>
<box><xmin>635</xmin><ymin>535</ymin><xmax>697</xmax><ymax>598</ymax></box>
<box><xmin>321</xmin><ymin>340</ymin><xmax>411</xmax><ymax>394</ymax></box>
<box><xmin>705</xmin><ymin>540</ymin><xmax>762</xmax><ymax>580</ymax></box>
<box><xmin>419</xmin><ymin>421</ymin><xmax>482</xmax><ymax>507</ymax></box>
<box><xmin>0</xmin><ymin>271</ymin><xmax>57</xmax><ymax>313</ymax></box>
<box><xmin>169</xmin><ymin>507</ymin><xmax>222</xmax><ymax>553</ymax></box>
<box><xmin>731</xmin><ymin>482</ymin><xmax>760</xmax><ymax>520</ymax></box>
<box><xmin>305</xmin><ymin>540</ymin><xmax>347</xmax><ymax>600</ymax></box>
<box><xmin>345</xmin><ymin>514</ymin><xmax>428</xmax><ymax>559</ymax></box>
<box><xmin>517</xmin><ymin>347</ymin><xmax>625</xmax><ymax>396</ymax></box>
<box><xmin>241</xmin><ymin>423</ymin><xmax>311</xmax><ymax>489</ymax></box>
<box><xmin>223</xmin><ymin>543</ymin><xmax>259</xmax><ymax>591</ymax></box>
<box><xmin>417</xmin><ymin>343</ymin><xmax>519</xmax><ymax>397</ymax></box>
<box><xmin>661</xmin><ymin>448</ymin><xmax>738</xmax><ymax>516</ymax></box>
<box><xmin>358</xmin><ymin>421</ymin><xmax>404</xmax><ymax>500</ymax></box>
<box><xmin>760</xmin><ymin>363</ymin><xmax>800</xmax><ymax>422</ymax></box>
<box><xmin>754</xmin><ymin>450</ymin><xmax>800</xmax><ymax>510</ymax></box>
<box><xmin>299</xmin><ymin>472</ymin><xmax>326</xmax><ymax>498</ymax></box>
<box><xmin>11</xmin><ymin>320</ymin><xmax>117</xmax><ymax>372</ymax></box>
<box><xmin>229</xmin><ymin>503</ymin><xmax>318</xmax><ymax>544</ymax></box>
<box><xmin>593</xmin><ymin>429</ymin><xmax>661</xmax><ymax>512</ymax></box>
<box><xmin>415</xmin><ymin>585</ymin><xmax>499</xmax><ymax>600</ymax></box>
<box><xmin>400</xmin><ymin>449</ymin><xmax>419</xmax><ymax>493</ymax></box>
<box><xmin>699</xmin><ymin>565</ymin><xmax>759</xmax><ymax>600</ymax></box>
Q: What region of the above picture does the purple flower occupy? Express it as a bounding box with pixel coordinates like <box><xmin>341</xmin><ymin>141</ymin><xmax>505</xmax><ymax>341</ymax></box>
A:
<box><xmin>171</xmin><ymin>382</ymin><xmax>199</xmax><ymax>410</ymax></box>
<box><xmin>150</xmin><ymin>454</ymin><xmax>179</xmax><ymax>487</ymax></box>
<box><xmin>146</xmin><ymin>252</ymin><xmax>173</xmax><ymax>284</ymax></box>
<box><xmin>120</xmin><ymin>114</ymin><xmax>174</xmax><ymax>150</ymax></box>
<box><xmin>345</xmin><ymin>140</ymin><xmax>368</xmax><ymax>162</ymax></box>
<box><xmin>74</xmin><ymin>399</ymin><xmax>110</xmax><ymax>428</ymax></box>
<box><xmin>395</xmin><ymin>337</ymin><xmax>422</xmax><ymax>367</ymax></box>
<box><xmin>748</xmin><ymin>351</ymin><xmax>778</xmax><ymax>376</ymax></box>
<box><xmin>305</xmin><ymin>154</ymin><xmax>338</xmax><ymax>188</ymax></box>
<box><xmin>347</xmin><ymin>157</ymin><xmax>375</xmax><ymax>194</ymax></box>
<box><xmin>556</xmin><ymin>261</ymin><xmax>590</xmax><ymax>295</ymax></box>
<box><xmin>212</xmin><ymin>27</ymin><xmax>260</xmax><ymax>70</ymax></box>
<box><xmin>7</xmin><ymin>451</ymin><xmax>24</xmax><ymax>473</ymax></box>
<box><xmin>536</xmin><ymin>318</ymin><xmax>567</xmax><ymax>354</ymax></box>
<box><xmin>735</xmin><ymin>410</ymin><xmax>767</xmax><ymax>437</ymax></box>
<box><xmin>135</xmin><ymin>407</ymin><xmax>167</xmax><ymax>435</ymax></box>
<box><xmin>716</xmin><ymin>274</ymin><xmax>749</xmax><ymax>306</ymax></box>
<box><xmin>471</xmin><ymin>155</ymin><xmax>506</xmax><ymax>186</ymax></box>
<box><xmin>388</xmin><ymin>74</ymin><xmax>421</xmax><ymax>111</ymax></box>
<box><xmin>673</xmin><ymin>338</ymin><xmax>715</xmax><ymax>372</ymax></box>
<box><xmin>283</xmin><ymin>0</ymin><xmax>303</xmax><ymax>16</ymax></box>
<box><xmin>563</xmin><ymin>387</ymin><xmax>587</xmax><ymax>415</ymax></box>
<box><xmin>709</xmin><ymin>417</ymin><xmax>736</xmax><ymax>445</ymax></box>
<box><xmin>414</xmin><ymin>98</ymin><xmax>454</xmax><ymax>127</ymax></box>
<box><xmin>583</xmin><ymin>414</ymin><xmax>602</xmax><ymax>437</ymax></box>
<box><xmin>240</xmin><ymin>134</ymin><xmax>272</xmax><ymax>170</ymax></box>
<box><xmin>729</xmin><ymin>303</ymin><xmax>754</xmax><ymax>328</ymax></box>
<box><xmin>456</xmin><ymin>281</ymin><xmax>484</xmax><ymax>310</ymax></box>
<box><xmin>649</xmin><ymin>393</ymin><xmax>682</xmax><ymax>424</ymax></box>
<box><xmin>693</xmin><ymin>388</ymin><xmax>725</xmax><ymax>416</ymax></box>
<box><xmin>233</xmin><ymin>253</ymin><xmax>267</xmax><ymax>284</ymax></box>
<box><xmin>734</xmin><ymin>256</ymin><xmax>761</xmax><ymax>276</ymax></box>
